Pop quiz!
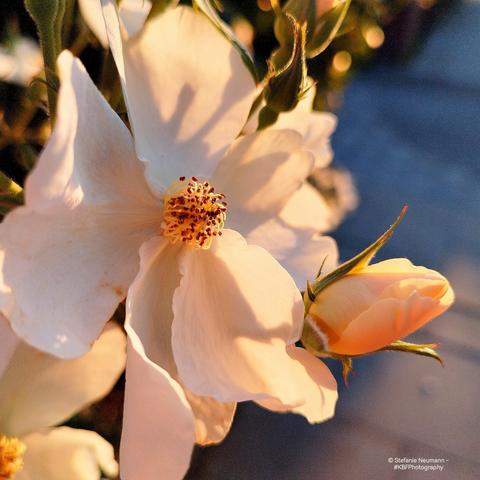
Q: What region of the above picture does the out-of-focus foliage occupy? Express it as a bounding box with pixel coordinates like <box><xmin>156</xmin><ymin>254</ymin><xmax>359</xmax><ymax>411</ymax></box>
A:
<box><xmin>216</xmin><ymin>0</ymin><xmax>455</xmax><ymax>109</ymax></box>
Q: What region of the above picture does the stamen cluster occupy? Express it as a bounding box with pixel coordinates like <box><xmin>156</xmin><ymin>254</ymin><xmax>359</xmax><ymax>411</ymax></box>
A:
<box><xmin>162</xmin><ymin>177</ymin><xmax>227</xmax><ymax>249</ymax></box>
<box><xmin>0</xmin><ymin>434</ymin><xmax>25</xmax><ymax>479</ymax></box>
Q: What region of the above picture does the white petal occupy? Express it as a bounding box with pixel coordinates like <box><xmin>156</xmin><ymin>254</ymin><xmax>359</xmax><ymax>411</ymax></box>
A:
<box><xmin>121</xmin><ymin>336</ymin><xmax>195</xmax><ymax>480</ymax></box>
<box><xmin>243</xmin><ymin>80</ymin><xmax>336</xmax><ymax>168</ymax></box>
<box><xmin>125</xmin><ymin>237</ymin><xmax>236</xmax><ymax>445</ymax></box>
<box><xmin>246</xmin><ymin>219</ymin><xmax>339</xmax><ymax>289</ymax></box>
<box><xmin>18</xmin><ymin>427</ymin><xmax>118</xmax><ymax>480</ymax></box>
<box><xmin>213</xmin><ymin>129</ymin><xmax>314</xmax><ymax>234</ymax></box>
<box><xmin>79</xmin><ymin>0</ymin><xmax>110</xmax><ymax>47</ymax></box>
<box><xmin>119</xmin><ymin>0</ymin><xmax>152</xmax><ymax>37</ymax></box>
<box><xmin>257</xmin><ymin>346</ymin><xmax>337</xmax><ymax>424</ymax></box>
<box><xmin>0</xmin><ymin>324</ymin><xmax>126</xmax><ymax>437</ymax></box>
<box><xmin>172</xmin><ymin>229</ymin><xmax>308</xmax><ymax>406</ymax></box>
<box><xmin>279</xmin><ymin>182</ymin><xmax>334</xmax><ymax>233</ymax></box>
<box><xmin>0</xmin><ymin>314</ymin><xmax>18</xmax><ymax>378</ymax></box>
<box><xmin>80</xmin><ymin>0</ymin><xmax>151</xmax><ymax>48</ymax></box>
<box><xmin>0</xmin><ymin>51</ymin><xmax>160</xmax><ymax>358</ymax></box>
<box><xmin>101</xmin><ymin>2</ymin><xmax>256</xmax><ymax>191</ymax></box>
<box><xmin>275</xmin><ymin>110</ymin><xmax>337</xmax><ymax>169</ymax></box>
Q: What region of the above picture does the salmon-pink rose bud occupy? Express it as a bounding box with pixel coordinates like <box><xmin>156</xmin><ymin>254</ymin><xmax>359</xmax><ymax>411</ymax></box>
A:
<box><xmin>307</xmin><ymin>258</ymin><xmax>454</xmax><ymax>355</ymax></box>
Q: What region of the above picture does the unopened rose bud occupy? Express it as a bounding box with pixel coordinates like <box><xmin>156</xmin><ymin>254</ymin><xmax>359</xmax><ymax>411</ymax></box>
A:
<box><xmin>306</xmin><ymin>258</ymin><xmax>454</xmax><ymax>355</ymax></box>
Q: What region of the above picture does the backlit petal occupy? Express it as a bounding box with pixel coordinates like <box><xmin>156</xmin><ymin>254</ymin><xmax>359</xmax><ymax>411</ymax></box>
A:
<box><xmin>101</xmin><ymin>3</ymin><xmax>256</xmax><ymax>191</ymax></box>
<box><xmin>172</xmin><ymin>229</ymin><xmax>308</xmax><ymax>407</ymax></box>
<box><xmin>213</xmin><ymin>129</ymin><xmax>314</xmax><ymax>235</ymax></box>
<box><xmin>0</xmin><ymin>51</ymin><xmax>160</xmax><ymax>358</ymax></box>
<box><xmin>125</xmin><ymin>237</ymin><xmax>236</xmax><ymax>445</ymax></box>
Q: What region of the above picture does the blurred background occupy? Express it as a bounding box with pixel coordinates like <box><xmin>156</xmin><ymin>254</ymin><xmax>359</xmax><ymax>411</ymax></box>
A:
<box><xmin>1</xmin><ymin>0</ymin><xmax>479</xmax><ymax>478</ymax></box>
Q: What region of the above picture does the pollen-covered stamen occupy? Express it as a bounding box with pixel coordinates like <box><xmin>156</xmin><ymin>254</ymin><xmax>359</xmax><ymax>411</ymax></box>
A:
<box><xmin>0</xmin><ymin>434</ymin><xmax>26</xmax><ymax>479</ymax></box>
<box><xmin>162</xmin><ymin>177</ymin><xmax>227</xmax><ymax>249</ymax></box>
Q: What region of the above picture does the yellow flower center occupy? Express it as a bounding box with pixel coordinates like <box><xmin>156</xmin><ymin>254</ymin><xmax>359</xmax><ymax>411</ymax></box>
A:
<box><xmin>162</xmin><ymin>176</ymin><xmax>227</xmax><ymax>250</ymax></box>
<box><xmin>0</xmin><ymin>434</ymin><xmax>25</xmax><ymax>480</ymax></box>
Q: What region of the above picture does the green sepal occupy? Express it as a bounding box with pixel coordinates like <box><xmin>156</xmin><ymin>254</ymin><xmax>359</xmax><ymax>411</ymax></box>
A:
<box><xmin>273</xmin><ymin>0</ymin><xmax>316</xmax><ymax>46</ymax></box>
<box><xmin>306</xmin><ymin>0</ymin><xmax>351</xmax><ymax>58</ymax></box>
<box><xmin>0</xmin><ymin>172</ymin><xmax>24</xmax><ymax>215</ymax></box>
<box><xmin>379</xmin><ymin>340</ymin><xmax>444</xmax><ymax>366</ymax></box>
<box><xmin>192</xmin><ymin>0</ymin><xmax>258</xmax><ymax>81</ymax></box>
<box><xmin>264</xmin><ymin>15</ymin><xmax>307</xmax><ymax>114</ymax></box>
<box><xmin>147</xmin><ymin>0</ymin><xmax>180</xmax><ymax>19</ymax></box>
<box><xmin>257</xmin><ymin>105</ymin><xmax>279</xmax><ymax>130</ymax></box>
<box><xmin>304</xmin><ymin>206</ymin><xmax>407</xmax><ymax>312</ymax></box>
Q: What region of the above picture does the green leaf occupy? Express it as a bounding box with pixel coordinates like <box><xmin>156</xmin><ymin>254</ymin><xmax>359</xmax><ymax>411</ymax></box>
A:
<box><xmin>379</xmin><ymin>340</ymin><xmax>444</xmax><ymax>366</ymax></box>
<box><xmin>192</xmin><ymin>0</ymin><xmax>258</xmax><ymax>81</ymax></box>
<box><xmin>306</xmin><ymin>0</ymin><xmax>351</xmax><ymax>58</ymax></box>
<box><xmin>305</xmin><ymin>206</ymin><xmax>407</xmax><ymax>311</ymax></box>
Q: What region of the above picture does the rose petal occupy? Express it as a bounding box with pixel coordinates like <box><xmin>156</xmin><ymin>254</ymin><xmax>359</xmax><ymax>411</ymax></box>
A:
<box><xmin>243</xmin><ymin>80</ymin><xmax>336</xmax><ymax>168</ymax></box>
<box><xmin>102</xmin><ymin>2</ymin><xmax>256</xmax><ymax>191</ymax></box>
<box><xmin>327</xmin><ymin>293</ymin><xmax>446</xmax><ymax>355</ymax></box>
<box><xmin>213</xmin><ymin>129</ymin><xmax>314</xmax><ymax>235</ymax></box>
<box><xmin>310</xmin><ymin>259</ymin><xmax>454</xmax><ymax>355</ymax></box>
<box><xmin>0</xmin><ymin>51</ymin><xmax>160</xmax><ymax>358</ymax></box>
<box><xmin>275</xmin><ymin>111</ymin><xmax>336</xmax><ymax>169</ymax></box>
<box><xmin>246</xmin><ymin>218</ymin><xmax>338</xmax><ymax>289</ymax></box>
<box><xmin>0</xmin><ymin>324</ymin><xmax>126</xmax><ymax>437</ymax></box>
<box><xmin>257</xmin><ymin>346</ymin><xmax>337</xmax><ymax>424</ymax></box>
<box><xmin>125</xmin><ymin>237</ymin><xmax>236</xmax><ymax>445</ymax></box>
<box><xmin>80</xmin><ymin>0</ymin><xmax>151</xmax><ymax>48</ymax></box>
<box><xmin>18</xmin><ymin>427</ymin><xmax>118</xmax><ymax>480</ymax></box>
<box><xmin>279</xmin><ymin>182</ymin><xmax>334</xmax><ymax>233</ymax></box>
<box><xmin>172</xmin><ymin>229</ymin><xmax>308</xmax><ymax>407</ymax></box>
<box><xmin>121</xmin><ymin>336</ymin><xmax>195</xmax><ymax>480</ymax></box>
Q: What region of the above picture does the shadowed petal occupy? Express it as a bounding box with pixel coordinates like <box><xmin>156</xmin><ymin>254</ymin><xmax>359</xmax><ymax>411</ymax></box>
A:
<box><xmin>0</xmin><ymin>51</ymin><xmax>160</xmax><ymax>358</ymax></box>
<box><xmin>0</xmin><ymin>324</ymin><xmax>126</xmax><ymax>437</ymax></box>
<box><xmin>125</xmin><ymin>237</ymin><xmax>236</xmax><ymax>445</ymax></box>
<box><xmin>121</xmin><ymin>335</ymin><xmax>195</xmax><ymax>480</ymax></box>
<box><xmin>102</xmin><ymin>3</ymin><xmax>256</xmax><ymax>191</ymax></box>
<box><xmin>213</xmin><ymin>129</ymin><xmax>314</xmax><ymax>235</ymax></box>
<box><xmin>80</xmin><ymin>0</ymin><xmax>151</xmax><ymax>48</ymax></box>
<box><xmin>172</xmin><ymin>229</ymin><xmax>311</xmax><ymax>407</ymax></box>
